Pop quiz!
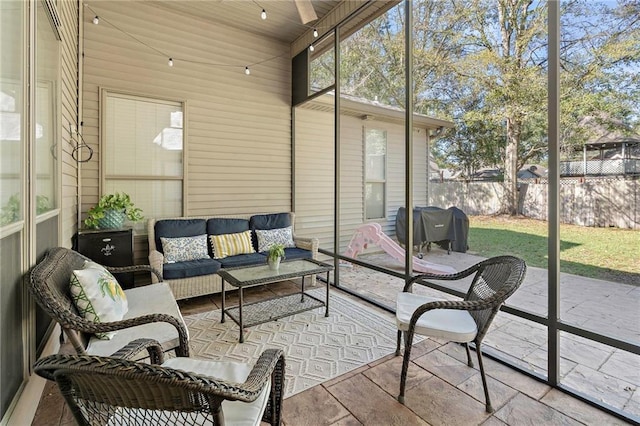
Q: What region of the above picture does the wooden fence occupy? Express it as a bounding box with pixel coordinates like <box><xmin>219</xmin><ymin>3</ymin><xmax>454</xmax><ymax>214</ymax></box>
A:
<box><xmin>428</xmin><ymin>178</ymin><xmax>639</xmax><ymax>229</ymax></box>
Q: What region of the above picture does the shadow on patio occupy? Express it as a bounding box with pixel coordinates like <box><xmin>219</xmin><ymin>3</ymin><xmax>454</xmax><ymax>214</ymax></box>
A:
<box><xmin>31</xmin><ymin>249</ymin><xmax>637</xmax><ymax>425</ymax></box>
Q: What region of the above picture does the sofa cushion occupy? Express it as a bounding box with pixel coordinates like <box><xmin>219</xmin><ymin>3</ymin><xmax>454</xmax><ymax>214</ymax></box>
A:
<box><xmin>284</xmin><ymin>247</ymin><xmax>313</xmax><ymax>260</ymax></box>
<box><xmin>155</xmin><ymin>219</ymin><xmax>207</xmax><ymax>254</ymax></box>
<box><xmin>207</xmin><ymin>218</ymin><xmax>250</xmax><ymax>235</ymax></box>
<box><xmin>218</xmin><ymin>253</ymin><xmax>268</xmax><ymax>268</ymax></box>
<box><xmin>255</xmin><ymin>247</ymin><xmax>311</xmax><ymax>261</ymax></box>
<box><xmin>161</xmin><ymin>234</ymin><xmax>210</xmax><ymax>263</ymax></box>
<box><xmin>163</xmin><ymin>258</ymin><xmax>222</xmax><ymax>280</ymax></box>
<box><xmin>249</xmin><ymin>213</ymin><xmax>291</xmax><ymax>251</ymax></box>
<box><xmin>250</xmin><ymin>213</ymin><xmax>291</xmax><ymax>230</ymax></box>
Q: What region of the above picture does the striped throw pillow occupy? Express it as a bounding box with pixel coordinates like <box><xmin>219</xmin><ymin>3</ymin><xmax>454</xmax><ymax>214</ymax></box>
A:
<box><xmin>210</xmin><ymin>230</ymin><xmax>255</xmax><ymax>259</ymax></box>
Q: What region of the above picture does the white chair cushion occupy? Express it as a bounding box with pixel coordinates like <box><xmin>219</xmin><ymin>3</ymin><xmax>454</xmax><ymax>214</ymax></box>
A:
<box><xmin>396</xmin><ymin>293</ymin><xmax>478</xmax><ymax>343</ymax></box>
<box><xmin>162</xmin><ymin>357</ymin><xmax>271</xmax><ymax>426</ymax></box>
<box><xmin>86</xmin><ymin>282</ymin><xmax>187</xmax><ymax>358</ymax></box>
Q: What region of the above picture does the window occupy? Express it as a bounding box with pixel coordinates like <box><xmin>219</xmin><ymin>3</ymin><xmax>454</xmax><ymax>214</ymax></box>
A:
<box><xmin>103</xmin><ymin>92</ymin><xmax>184</xmax><ymax>230</ymax></box>
<box><xmin>35</xmin><ymin>79</ymin><xmax>57</xmax><ymax>216</ymax></box>
<box><xmin>364</xmin><ymin>128</ymin><xmax>386</xmax><ymax>220</ymax></box>
<box><xmin>0</xmin><ymin>80</ymin><xmax>23</xmax><ymax>226</ymax></box>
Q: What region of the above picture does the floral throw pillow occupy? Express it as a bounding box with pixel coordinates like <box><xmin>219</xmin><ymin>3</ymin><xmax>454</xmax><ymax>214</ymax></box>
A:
<box><xmin>69</xmin><ymin>261</ymin><xmax>128</xmax><ymax>340</ymax></box>
<box><xmin>161</xmin><ymin>234</ymin><xmax>210</xmax><ymax>263</ymax></box>
<box><xmin>255</xmin><ymin>226</ymin><xmax>296</xmax><ymax>252</ymax></box>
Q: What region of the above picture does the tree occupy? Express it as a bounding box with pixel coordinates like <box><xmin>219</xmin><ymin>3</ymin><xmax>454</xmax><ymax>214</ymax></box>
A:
<box><xmin>334</xmin><ymin>0</ymin><xmax>640</xmax><ymax>214</ymax></box>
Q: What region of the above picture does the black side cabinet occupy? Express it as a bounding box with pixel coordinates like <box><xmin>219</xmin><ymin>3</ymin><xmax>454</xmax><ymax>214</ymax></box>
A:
<box><xmin>75</xmin><ymin>228</ymin><xmax>134</xmax><ymax>289</ymax></box>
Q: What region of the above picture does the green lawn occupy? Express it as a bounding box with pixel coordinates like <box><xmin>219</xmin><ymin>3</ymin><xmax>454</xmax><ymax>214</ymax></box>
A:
<box><xmin>467</xmin><ymin>215</ymin><xmax>640</xmax><ymax>285</ymax></box>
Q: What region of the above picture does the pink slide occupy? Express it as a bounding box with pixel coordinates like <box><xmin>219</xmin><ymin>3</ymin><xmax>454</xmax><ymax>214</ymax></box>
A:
<box><xmin>344</xmin><ymin>223</ymin><xmax>456</xmax><ymax>275</ymax></box>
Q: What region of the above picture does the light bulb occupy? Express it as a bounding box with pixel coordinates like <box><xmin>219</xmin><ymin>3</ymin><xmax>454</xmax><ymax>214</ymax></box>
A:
<box><xmin>168</xmin><ymin>58</ymin><xmax>173</xmax><ymax>67</ymax></box>
<box><xmin>313</xmin><ymin>28</ymin><xmax>318</xmax><ymax>38</ymax></box>
<box><xmin>309</xmin><ymin>44</ymin><xmax>315</xmax><ymax>52</ymax></box>
<box><xmin>92</xmin><ymin>15</ymin><xmax>99</xmax><ymax>25</ymax></box>
<box><xmin>261</xmin><ymin>9</ymin><xmax>267</xmax><ymax>20</ymax></box>
<box><xmin>245</xmin><ymin>66</ymin><xmax>251</xmax><ymax>75</ymax></box>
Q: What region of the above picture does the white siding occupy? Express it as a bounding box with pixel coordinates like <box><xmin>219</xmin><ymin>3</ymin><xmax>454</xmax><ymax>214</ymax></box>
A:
<box><xmin>294</xmin><ymin>105</ymin><xmax>430</xmax><ymax>253</ymax></box>
<box><xmin>81</xmin><ymin>2</ymin><xmax>292</xmax><ymax>221</ymax></box>
<box><xmin>59</xmin><ymin>0</ymin><xmax>79</xmax><ymax>247</ymax></box>
<box><xmin>293</xmin><ymin>104</ymin><xmax>335</xmax><ymax>250</ymax></box>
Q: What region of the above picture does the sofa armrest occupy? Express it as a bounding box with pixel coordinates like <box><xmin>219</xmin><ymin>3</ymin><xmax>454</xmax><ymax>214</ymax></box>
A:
<box><xmin>293</xmin><ymin>236</ymin><xmax>319</xmax><ymax>259</ymax></box>
<box><xmin>148</xmin><ymin>250</ymin><xmax>164</xmax><ymax>283</ymax></box>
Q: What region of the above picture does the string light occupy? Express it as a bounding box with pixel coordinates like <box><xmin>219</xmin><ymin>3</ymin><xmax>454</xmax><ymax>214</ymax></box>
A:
<box><xmin>85</xmin><ymin>4</ymin><xmax>303</xmax><ymax>76</ymax></box>
<box><xmin>261</xmin><ymin>9</ymin><xmax>267</xmax><ymax>20</ymax></box>
<box><xmin>313</xmin><ymin>28</ymin><xmax>318</xmax><ymax>37</ymax></box>
<box><xmin>309</xmin><ymin>44</ymin><xmax>314</xmax><ymax>52</ymax></box>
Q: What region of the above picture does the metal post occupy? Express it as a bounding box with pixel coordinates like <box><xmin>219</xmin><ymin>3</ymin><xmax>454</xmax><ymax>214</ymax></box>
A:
<box><xmin>334</xmin><ymin>28</ymin><xmax>341</xmax><ymax>287</ymax></box>
<box><xmin>404</xmin><ymin>0</ymin><xmax>414</xmax><ymax>279</ymax></box>
<box><xmin>547</xmin><ymin>0</ymin><xmax>561</xmax><ymax>386</ymax></box>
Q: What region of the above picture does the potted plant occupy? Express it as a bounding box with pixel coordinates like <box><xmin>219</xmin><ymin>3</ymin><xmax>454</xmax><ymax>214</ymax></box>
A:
<box><xmin>267</xmin><ymin>243</ymin><xmax>286</xmax><ymax>270</ymax></box>
<box><xmin>84</xmin><ymin>192</ymin><xmax>143</xmax><ymax>229</ymax></box>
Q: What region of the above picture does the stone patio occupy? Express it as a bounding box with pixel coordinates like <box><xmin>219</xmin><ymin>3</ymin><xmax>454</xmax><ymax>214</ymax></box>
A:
<box><xmin>33</xmin><ymin>279</ymin><xmax>633</xmax><ymax>425</ymax></box>
<box><xmin>332</xmin><ymin>248</ymin><xmax>640</xmax><ymax>418</ymax></box>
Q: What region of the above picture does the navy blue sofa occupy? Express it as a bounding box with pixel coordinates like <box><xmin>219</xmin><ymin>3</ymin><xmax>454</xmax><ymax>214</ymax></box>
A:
<box><xmin>147</xmin><ymin>212</ymin><xmax>318</xmax><ymax>300</ymax></box>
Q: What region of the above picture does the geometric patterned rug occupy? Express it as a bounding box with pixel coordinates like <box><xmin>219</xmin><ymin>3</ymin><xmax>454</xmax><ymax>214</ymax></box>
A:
<box><xmin>183</xmin><ymin>288</ymin><xmax>403</xmax><ymax>397</ymax></box>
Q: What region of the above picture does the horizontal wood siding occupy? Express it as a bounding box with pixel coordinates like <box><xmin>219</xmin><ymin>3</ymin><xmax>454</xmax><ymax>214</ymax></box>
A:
<box><xmin>339</xmin><ymin>116</ymin><xmax>365</xmax><ymax>250</ymax></box>
<box><xmin>295</xmin><ymin>105</ymin><xmax>430</xmax><ymax>253</ymax></box>
<box><xmin>293</xmin><ymin>104</ymin><xmax>335</xmax><ymax>250</ymax></box>
<box><xmin>59</xmin><ymin>0</ymin><xmax>79</xmax><ymax>247</ymax></box>
<box><xmin>81</xmin><ymin>2</ymin><xmax>293</xmax><ymax>260</ymax></box>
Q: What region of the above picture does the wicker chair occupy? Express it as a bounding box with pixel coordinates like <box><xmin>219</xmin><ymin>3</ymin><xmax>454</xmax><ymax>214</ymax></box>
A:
<box><xmin>29</xmin><ymin>247</ymin><xmax>190</xmax><ymax>358</ymax></box>
<box><xmin>396</xmin><ymin>255</ymin><xmax>526</xmax><ymax>412</ymax></box>
<box><xmin>34</xmin><ymin>339</ymin><xmax>285</xmax><ymax>426</ymax></box>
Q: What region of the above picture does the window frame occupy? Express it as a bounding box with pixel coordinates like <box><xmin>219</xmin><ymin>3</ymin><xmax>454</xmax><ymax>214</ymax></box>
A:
<box><xmin>99</xmin><ymin>89</ymin><xmax>186</xmax><ymax>230</ymax></box>
<box><xmin>363</xmin><ymin>126</ymin><xmax>387</xmax><ymax>221</ymax></box>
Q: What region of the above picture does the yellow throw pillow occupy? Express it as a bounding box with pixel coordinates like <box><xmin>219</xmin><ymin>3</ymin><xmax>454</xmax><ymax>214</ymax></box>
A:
<box><xmin>210</xmin><ymin>231</ymin><xmax>255</xmax><ymax>259</ymax></box>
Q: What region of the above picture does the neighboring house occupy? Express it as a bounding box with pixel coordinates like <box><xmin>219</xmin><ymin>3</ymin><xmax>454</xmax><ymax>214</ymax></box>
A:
<box><xmin>439</xmin><ymin>164</ymin><xmax>547</xmax><ymax>182</ymax></box>
<box><xmin>293</xmin><ymin>93</ymin><xmax>453</xmax><ymax>252</ymax></box>
<box><xmin>561</xmin><ymin>114</ymin><xmax>640</xmax><ymax>176</ymax></box>
<box><xmin>561</xmin><ymin>138</ymin><xmax>640</xmax><ymax>177</ymax></box>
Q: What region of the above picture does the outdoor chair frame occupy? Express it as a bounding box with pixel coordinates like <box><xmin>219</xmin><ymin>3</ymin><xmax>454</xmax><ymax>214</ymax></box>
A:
<box><xmin>29</xmin><ymin>247</ymin><xmax>190</xmax><ymax>358</ymax></box>
<box><xmin>34</xmin><ymin>338</ymin><xmax>285</xmax><ymax>425</ymax></box>
<box><xmin>396</xmin><ymin>255</ymin><xmax>526</xmax><ymax>412</ymax></box>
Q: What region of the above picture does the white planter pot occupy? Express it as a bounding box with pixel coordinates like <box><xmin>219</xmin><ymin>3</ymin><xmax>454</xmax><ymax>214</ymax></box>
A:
<box><xmin>268</xmin><ymin>257</ymin><xmax>281</xmax><ymax>271</ymax></box>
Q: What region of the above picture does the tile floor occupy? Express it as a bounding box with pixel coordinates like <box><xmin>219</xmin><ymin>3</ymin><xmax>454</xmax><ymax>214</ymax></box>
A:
<box><xmin>334</xmin><ymin>249</ymin><xmax>640</xmax><ymax>418</ymax></box>
<box><xmin>32</xmin><ymin>278</ymin><xmax>633</xmax><ymax>425</ymax></box>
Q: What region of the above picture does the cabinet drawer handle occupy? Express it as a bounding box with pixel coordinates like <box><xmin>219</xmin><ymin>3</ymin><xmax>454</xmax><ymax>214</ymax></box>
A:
<box><xmin>102</xmin><ymin>238</ymin><xmax>112</xmax><ymax>242</ymax></box>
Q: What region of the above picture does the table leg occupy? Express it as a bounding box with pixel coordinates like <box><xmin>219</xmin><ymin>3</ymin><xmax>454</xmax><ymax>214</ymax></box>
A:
<box><xmin>300</xmin><ymin>275</ymin><xmax>305</xmax><ymax>302</ymax></box>
<box><xmin>221</xmin><ymin>279</ymin><xmax>226</xmax><ymax>323</ymax></box>
<box><xmin>325</xmin><ymin>271</ymin><xmax>330</xmax><ymax>317</ymax></box>
<box><xmin>239</xmin><ymin>287</ymin><xmax>244</xmax><ymax>343</ymax></box>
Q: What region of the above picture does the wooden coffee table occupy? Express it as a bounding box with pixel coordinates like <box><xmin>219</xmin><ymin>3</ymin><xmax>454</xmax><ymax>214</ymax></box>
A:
<box><xmin>218</xmin><ymin>258</ymin><xmax>334</xmax><ymax>342</ymax></box>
